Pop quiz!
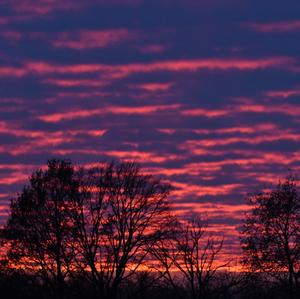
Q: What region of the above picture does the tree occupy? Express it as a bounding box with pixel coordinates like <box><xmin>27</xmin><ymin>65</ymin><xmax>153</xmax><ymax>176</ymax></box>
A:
<box><xmin>2</xmin><ymin>159</ymin><xmax>176</xmax><ymax>299</ymax></box>
<box><xmin>3</xmin><ymin>159</ymin><xmax>80</xmax><ymax>299</ymax></box>
<box><xmin>241</xmin><ymin>176</ymin><xmax>300</xmax><ymax>298</ymax></box>
<box><xmin>152</xmin><ymin>217</ymin><xmax>231</xmax><ymax>299</ymax></box>
<box><xmin>69</xmin><ymin>161</ymin><xmax>174</xmax><ymax>299</ymax></box>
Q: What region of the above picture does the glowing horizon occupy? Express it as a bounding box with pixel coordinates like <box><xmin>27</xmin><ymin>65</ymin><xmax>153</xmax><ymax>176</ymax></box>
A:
<box><xmin>1</xmin><ymin>0</ymin><xmax>300</xmax><ymax>263</ymax></box>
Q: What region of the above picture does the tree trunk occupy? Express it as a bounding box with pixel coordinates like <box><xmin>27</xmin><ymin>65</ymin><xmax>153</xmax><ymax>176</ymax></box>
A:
<box><xmin>56</xmin><ymin>256</ymin><xmax>64</xmax><ymax>299</ymax></box>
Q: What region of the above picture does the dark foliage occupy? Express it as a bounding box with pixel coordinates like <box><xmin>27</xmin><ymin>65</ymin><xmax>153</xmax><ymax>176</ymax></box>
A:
<box><xmin>1</xmin><ymin>159</ymin><xmax>175</xmax><ymax>299</ymax></box>
<box><xmin>241</xmin><ymin>176</ymin><xmax>300</xmax><ymax>298</ymax></box>
<box><xmin>1</xmin><ymin>160</ymin><xmax>300</xmax><ymax>299</ymax></box>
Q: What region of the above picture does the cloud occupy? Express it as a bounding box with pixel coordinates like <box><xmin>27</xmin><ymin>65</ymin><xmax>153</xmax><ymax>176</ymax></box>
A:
<box><xmin>2</xmin><ymin>0</ymin><xmax>88</xmax><ymax>16</ymax></box>
<box><xmin>248</xmin><ymin>20</ymin><xmax>300</xmax><ymax>33</ymax></box>
<box><xmin>137</xmin><ymin>44</ymin><xmax>169</xmax><ymax>54</ymax></box>
<box><xmin>131</xmin><ymin>82</ymin><xmax>173</xmax><ymax>92</ymax></box>
<box><xmin>180</xmin><ymin>133</ymin><xmax>300</xmax><ymax>151</ymax></box>
<box><xmin>172</xmin><ymin>202</ymin><xmax>251</xmax><ymax>219</ymax></box>
<box><xmin>172</xmin><ymin>181</ymin><xmax>242</xmax><ymax>198</ymax></box>
<box><xmin>43</xmin><ymin>78</ymin><xmax>109</xmax><ymax>87</ymax></box>
<box><xmin>38</xmin><ymin>104</ymin><xmax>181</xmax><ymax>123</ymax></box>
<box><xmin>0</xmin><ymin>121</ymin><xmax>106</xmax><ymax>138</ymax></box>
<box><xmin>0</xmin><ymin>30</ymin><xmax>22</xmax><ymax>43</ymax></box>
<box><xmin>181</xmin><ymin>102</ymin><xmax>300</xmax><ymax>119</ymax></box>
<box><xmin>52</xmin><ymin>29</ymin><xmax>136</xmax><ymax>50</ymax></box>
<box><xmin>265</xmin><ymin>87</ymin><xmax>300</xmax><ymax>99</ymax></box>
<box><xmin>0</xmin><ymin>57</ymin><xmax>294</xmax><ymax>79</ymax></box>
<box><xmin>181</xmin><ymin>108</ymin><xmax>228</xmax><ymax>118</ymax></box>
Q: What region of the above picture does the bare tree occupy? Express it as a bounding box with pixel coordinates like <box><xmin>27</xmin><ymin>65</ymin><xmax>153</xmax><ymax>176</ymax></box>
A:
<box><xmin>71</xmin><ymin>161</ymin><xmax>174</xmax><ymax>299</ymax></box>
<box><xmin>3</xmin><ymin>159</ymin><xmax>80</xmax><ymax>299</ymax></box>
<box><xmin>241</xmin><ymin>176</ymin><xmax>300</xmax><ymax>298</ymax></box>
<box><xmin>152</xmin><ymin>217</ymin><xmax>231</xmax><ymax>299</ymax></box>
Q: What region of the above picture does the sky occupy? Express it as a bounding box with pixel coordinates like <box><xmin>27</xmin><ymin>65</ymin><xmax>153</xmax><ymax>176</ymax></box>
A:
<box><xmin>1</xmin><ymin>0</ymin><xmax>300</xmax><ymax>261</ymax></box>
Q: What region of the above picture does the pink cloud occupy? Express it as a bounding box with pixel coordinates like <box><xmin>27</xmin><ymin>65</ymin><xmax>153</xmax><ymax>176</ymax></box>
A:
<box><xmin>265</xmin><ymin>87</ymin><xmax>300</xmax><ymax>98</ymax></box>
<box><xmin>0</xmin><ymin>122</ymin><xmax>108</xmax><ymax>155</ymax></box>
<box><xmin>0</xmin><ymin>66</ymin><xmax>26</xmax><ymax>77</ymax></box>
<box><xmin>132</xmin><ymin>82</ymin><xmax>173</xmax><ymax>92</ymax></box>
<box><xmin>38</xmin><ymin>104</ymin><xmax>181</xmax><ymax>123</ymax></box>
<box><xmin>171</xmin><ymin>181</ymin><xmax>242</xmax><ymax>197</ymax></box>
<box><xmin>0</xmin><ymin>17</ymin><xmax>9</xmax><ymax>24</ymax></box>
<box><xmin>178</xmin><ymin>151</ymin><xmax>300</xmax><ymax>175</ymax></box>
<box><xmin>157</xmin><ymin>128</ymin><xmax>176</xmax><ymax>135</ymax></box>
<box><xmin>237</xmin><ymin>103</ymin><xmax>300</xmax><ymax>116</ymax></box>
<box><xmin>52</xmin><ymin>29</ymin><xmax>135</xmax><ymax>50</ymax></box>
<box><xmin>181</xmin><ymin>108</ymin><xmax>228</xmax><ymax>118</ymax></box>
<box><xmin>0</xmin><ymin>121</ymin><xmax>107</xmax><ymax>139</ymax></box>
<box><xmin>180</xmin><ymin>132</ymin><xmax>300</xmax><ymax>151</ymax></box>
<box><xmin>182</xmin><ymin>102</ymin><xmax>300</xmax><ymax>119</ymax></box>
<box><xmin>138</xmin><ymin>44</ymin><xmax>169</xmax><ymax>54</ymax></box>
<box><xmin>2</xmin><ymin>0</ymin><xmax>139</xmax><ymax>24</ymax></box>
<box><xmin>43</xmin><ymin>78</ymin><xmax>109</xmax><ymax>87</ymax></box>
<box><xmin>40</xmin><ymin>149</ymin><xmax>181</xmax><ymax>164</ymax></box>
<box><xmin>172</xmin><ymin>202</ymin><xmax>251</xmax><ymax>219</ymax></box>
<box><xmin>193</xmin><ymin>124</ymin><xmax>277</xmax><ymax>135</ymax></box>
<box><xmin>122</xmin><ymin>57</ymin><xmax>293</xmax><ymax>73</ymax></box>
<box><xmin>0</xmin><ymin>30</ymin><xmax>22</xmax><ymax>43</ymax></box>
<box><xmin>248</xmin><ymin>20</ymin><xmax>300</xmax><ymax>32</ymax></box>
<box><xmin>0</xmin><ymin>56</ymin><xmax>294</xmax><ymax>79</ymax></box>
<box><xmin>3</xmin><ymin>0</ymin><xmax>83</xmax><ymax>15</ymax></box>
<box><xmin>54</xmin><ymin>91</ymin><xmax>110</xmax><ymax>99</ymax></box>
<box><xmin>0</xmin><ymin>171</ymin><xmax>28</xmax><ymax>185</ymax></box>
<box><xmin>103</xmin><ymin>150</ymin><xmax>181</xmax><ymax>163</ymax></box>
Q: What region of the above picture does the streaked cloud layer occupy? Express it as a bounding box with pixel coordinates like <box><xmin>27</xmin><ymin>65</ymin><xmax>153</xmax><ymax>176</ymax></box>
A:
<box><xmin>1</xmin><ymin>0</ymin><xmax>300</xmax><ymax>259</ymax></box>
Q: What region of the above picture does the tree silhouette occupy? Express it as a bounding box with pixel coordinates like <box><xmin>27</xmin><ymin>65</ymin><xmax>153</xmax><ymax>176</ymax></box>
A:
<box><xmin>152</xmin><ymin>217</ymin><xmax>231</xmax><ymax>299</ymax></box>
<box><xmin>3</xmin><ymin>159</ymin><xmax>80</xmax><ymax>299</ymax></box>
<box><xmin>70</xmin><ymin>161</ymin><xmax>174</xmax><ymax>299</ymax></box>
<box><xmin>241</xmin><ymin>176</ymin><xmax>300</xmax><ymax>298</ymax></box>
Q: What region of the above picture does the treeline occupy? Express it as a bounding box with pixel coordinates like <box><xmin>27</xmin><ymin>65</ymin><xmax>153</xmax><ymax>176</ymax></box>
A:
<box><xmin>0</xmin><ymin>159</ymin><xmax>299</xmax><ymax>299</ymax></box>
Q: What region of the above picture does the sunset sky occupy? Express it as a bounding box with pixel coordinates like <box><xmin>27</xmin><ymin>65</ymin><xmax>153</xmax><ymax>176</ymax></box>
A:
<box><xmin>1</xmin><ymin>0</ymin><xmax>300</xmax><ymax>260</ymax></box>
